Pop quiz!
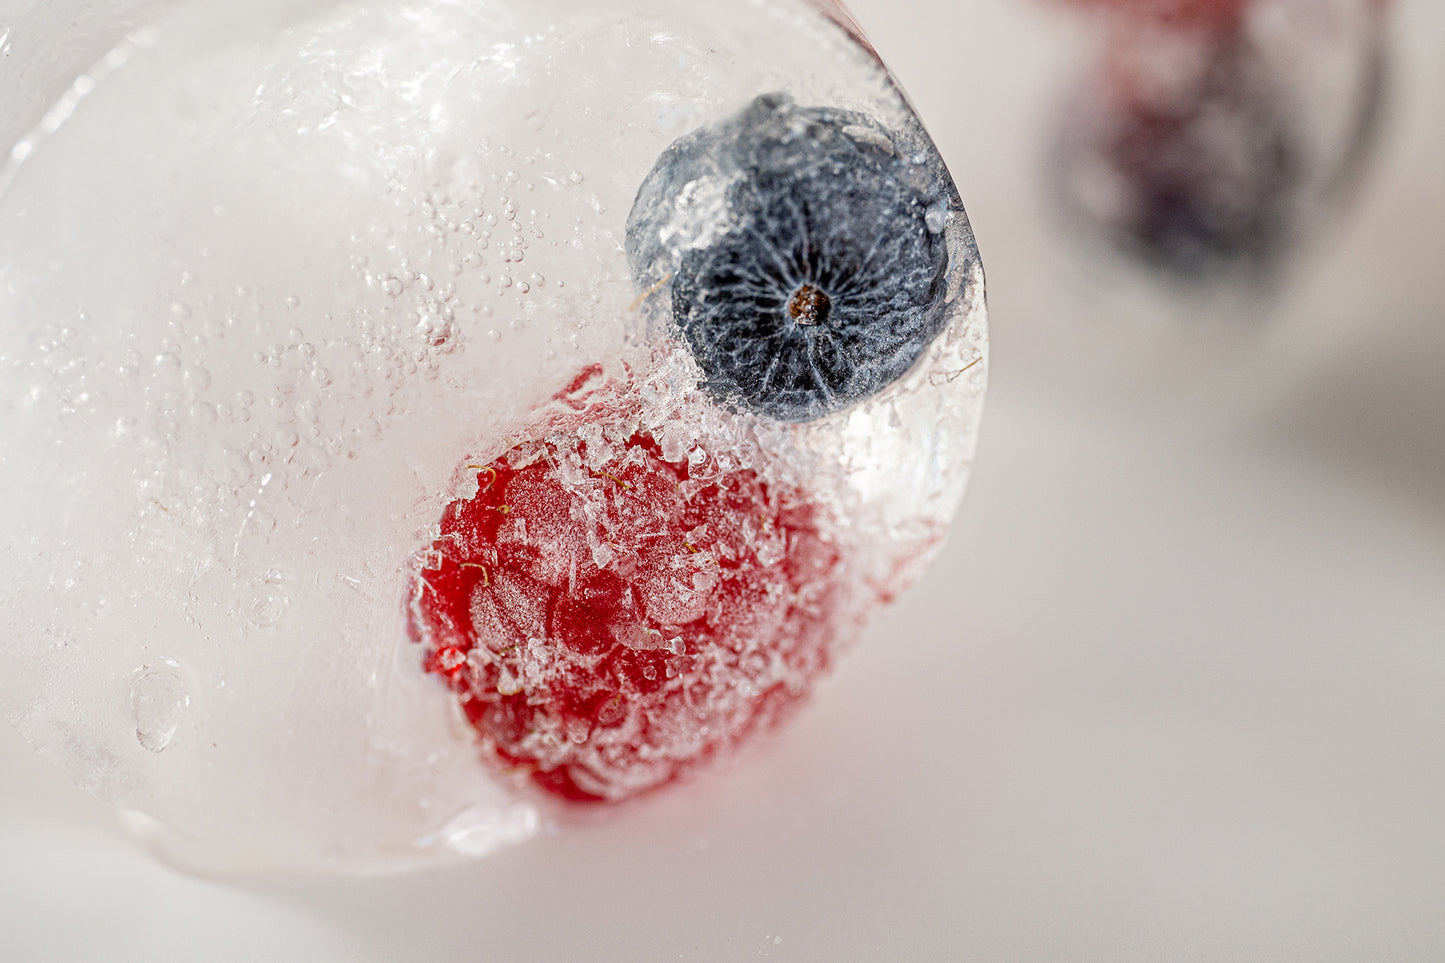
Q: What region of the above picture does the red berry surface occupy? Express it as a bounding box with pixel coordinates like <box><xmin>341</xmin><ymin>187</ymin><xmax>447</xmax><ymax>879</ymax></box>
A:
<box><xmin>1059</xmin><ymin>0</ymin><xmax>1252</xmax><ymax>30</ymax></box>
<box><xmin>1055</xmin><ymin>0</ymin><xmax>1392</xmax><ymax>39</ymax></box>
<box><xmin>408</xmin><ymin>428</ymin><xmax>847</xmax><ymax>801</ymax></box>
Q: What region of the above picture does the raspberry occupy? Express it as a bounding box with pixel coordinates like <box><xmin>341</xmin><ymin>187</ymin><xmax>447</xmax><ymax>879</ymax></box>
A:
<box><xmin>408</xmin><ymin>426</ymin><xmax>846</xmax><ymax>801</ymax></box>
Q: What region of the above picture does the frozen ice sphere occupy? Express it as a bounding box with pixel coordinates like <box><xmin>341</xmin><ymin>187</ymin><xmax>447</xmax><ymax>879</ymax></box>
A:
<box><xmin>0</xmin><ymin>0</ymin><xmax>986</xmax><ymax>873</ymax></box>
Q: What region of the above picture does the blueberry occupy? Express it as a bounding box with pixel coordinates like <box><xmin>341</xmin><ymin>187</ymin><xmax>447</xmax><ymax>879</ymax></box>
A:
<box><xmin>626</xmin><ymin>94</ymin><xmax>959</xmax><ymax>423</ymax></box>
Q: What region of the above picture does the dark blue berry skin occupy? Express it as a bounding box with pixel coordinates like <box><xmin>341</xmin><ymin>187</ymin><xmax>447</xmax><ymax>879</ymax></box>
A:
<box><xmin>626</xmin><ymin>94</ymin><xmax>960</xmax><ymax>423</ymax></box>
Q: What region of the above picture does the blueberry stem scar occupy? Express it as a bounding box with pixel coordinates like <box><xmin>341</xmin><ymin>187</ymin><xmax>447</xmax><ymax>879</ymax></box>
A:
<box><xmin>787</xmin><ymin>284</ymin><xmax>830</xmax><ymax>326</ymax></box>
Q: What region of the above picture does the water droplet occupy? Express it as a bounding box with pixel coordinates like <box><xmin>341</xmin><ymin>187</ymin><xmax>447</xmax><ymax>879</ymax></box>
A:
<box><xmin>433</xmin><ymin>803</ymin><xmax>540</xmax><ymax>857</ymax></box>
<box><xmin>382</xmin><ymin>276</ymin><xmax>404</xmax><ymax>297</ymax></box>
<box><xmin>249</xmin><ymin>590</ymin><xmax>286</xmax><ymax>627</ymax></box>
<box><xmin>129</xmin><ymin>659</ymin><xmax>190</xmax><ymax>753</ymax></box>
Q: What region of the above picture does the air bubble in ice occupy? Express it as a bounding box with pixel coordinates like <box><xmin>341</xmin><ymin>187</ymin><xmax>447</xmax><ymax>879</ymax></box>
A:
<box><xmin>926</xmin><ymin>200</ymin><xmax>949</xmax><ymax>234</ymax></box>
<box><xmin>129</xmin><ymin>659</ymin><xmax>191</xmax><ymax>753</ymax></box>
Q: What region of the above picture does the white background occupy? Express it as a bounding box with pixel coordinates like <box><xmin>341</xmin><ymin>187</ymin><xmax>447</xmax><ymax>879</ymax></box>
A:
<box><xmin>4</xmin><ymin>0</ymin><xmax>1444</xmax><ymax>959</ymax></box>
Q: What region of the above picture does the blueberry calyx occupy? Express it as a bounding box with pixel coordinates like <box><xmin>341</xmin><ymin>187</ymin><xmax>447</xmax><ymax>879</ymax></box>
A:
<box><xmin>787</xmin><ymin>284</ymin><xmax>830</xmax><ymax>326</ymax></box>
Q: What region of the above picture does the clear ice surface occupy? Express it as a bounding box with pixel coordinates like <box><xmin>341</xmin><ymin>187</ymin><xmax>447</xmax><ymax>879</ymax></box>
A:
<box><xmin>0</xmin><ymin>0</ymin><xmax>986</xmax><ymax>873</ymax></box>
